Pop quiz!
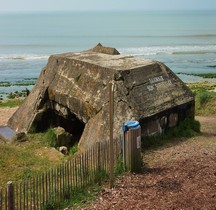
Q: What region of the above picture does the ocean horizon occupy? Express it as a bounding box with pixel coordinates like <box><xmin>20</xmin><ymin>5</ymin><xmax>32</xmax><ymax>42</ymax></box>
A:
<box><xmin>0</xmin><ymin>10</ymin><xmax>216</xmax><ymax>98</ymax></box>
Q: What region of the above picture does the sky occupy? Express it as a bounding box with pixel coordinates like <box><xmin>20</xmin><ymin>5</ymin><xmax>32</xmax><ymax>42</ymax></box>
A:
<box><xmin>1</xmin><ymin>0</ymin><xmax>216</xmax><ymax>12</ymax></box>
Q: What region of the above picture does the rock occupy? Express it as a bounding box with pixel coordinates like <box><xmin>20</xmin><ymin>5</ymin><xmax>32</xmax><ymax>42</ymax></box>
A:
<box><xmin>53</xmin><ymin>127</ymin><xmax>73</xmax><ymax>148</ymax></box>
<box><xmin>59</xmin><ymin>146</ymin><xmax>68</xmax><ymax>155</ymax></box>
<box><xmin>16</xmin><ymin>132</ymin><xmax>27</xmax><ymax>142</ymax></box>
<box><xmin>7</xmin><ymin>44</ymin><xmax>195</xmax><ymax>150</ymax></box>
<box><xmin>90</xmin><ymin>43</ymin><xmax>120</xmax><ymax>55</ymax></box>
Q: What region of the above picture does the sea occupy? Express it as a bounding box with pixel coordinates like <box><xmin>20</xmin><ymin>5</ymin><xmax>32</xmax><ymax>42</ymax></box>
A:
<box><xmin>0</xmin><ymin>10</ymin><xmax>216</xmax><ymax>98</ymax></box>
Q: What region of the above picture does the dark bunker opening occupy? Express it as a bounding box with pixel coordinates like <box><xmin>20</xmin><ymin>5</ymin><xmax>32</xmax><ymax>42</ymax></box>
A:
<box><xmin>32</xmin><ymin>108</ymin><xmax>85</xmax><ymax>146</ymax></box>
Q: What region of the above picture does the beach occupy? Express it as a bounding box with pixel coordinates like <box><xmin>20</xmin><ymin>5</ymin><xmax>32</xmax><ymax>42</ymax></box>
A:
<box><xmin>0</xmin><ymin>107</ymin><xmax>17</xmax><ymax>126</ymax></box>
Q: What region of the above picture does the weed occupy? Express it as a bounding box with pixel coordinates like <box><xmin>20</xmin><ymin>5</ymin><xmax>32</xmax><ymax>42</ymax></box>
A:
<box><xmin>114</xmin><ymin>159</ymin><xmax>124</xmax><ymax>175</ymax></box>
<box><xmin>94</xmin><ymin>168</ymin><xmax>108</xmax><ymax>185</ymax></box>
<box><xmin>69</xmin><ymin>143</ymin><xmax>78</xmax><ymax>156</ymax></box>
<box><xmin>75</xmin><ymin>73</ymin><xmax>82</xmax><ymax>82</ymax></box>
<box><xmin>42</xmin><ymin>200</ymin><xmax>59</xmax><ymax>210</ymax></box>
<box><xmin>66</xmin><ymin>185</ymin><xmax>101</xmax><ymax>209</ymax></box>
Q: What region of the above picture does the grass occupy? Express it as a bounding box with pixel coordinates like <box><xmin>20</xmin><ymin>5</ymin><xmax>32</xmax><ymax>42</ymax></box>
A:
<box><xmin>187</xmin><ymin>82</ymin><xmax>216</xmax><ymax>115</ymax></box>
<box><xmin>0</xmin><ymin>82</ymin><xmax>11</xmax><ymax>87</ymax></box>
<box><xmin>45</xmin><ymin>127</ymin><xmax>58</xmax><ymax>147</ymax></box>
<box><xmin>69</xmin><ymin>143</ymin><xmax>79</xmax><ymax>156</ymax></box>
<box><xmin>0</xmin><ymin>99</ymin><xmax>22</xmax><ymax>108</ymax></box>
<box><xmin>0</xmin><ymin>79</ymin><xmax>36</xmax><ymax>87</ymax></box>
<box><xmin>0</xmin><ymin>127</ymin><xmax>82</xmax><ymax>187</ymax></box>
<box><xmin>42</xmin><ymin>184</ymin><xmax>102</xmax><ymax>210</ymax></box>
<box><xmin>0</xmin><ymin>79</ymin><xmax>35</xmax><ymax>99</ymax></box>
<box><xmin>178</xmin><ymin>72</ymin><xmax>216</xmax><ymax>78</ymax></box>
<box><xmin>0</xmin><ymin>132</ymin><xmax>64</xmax><ymax>188</ymax></box>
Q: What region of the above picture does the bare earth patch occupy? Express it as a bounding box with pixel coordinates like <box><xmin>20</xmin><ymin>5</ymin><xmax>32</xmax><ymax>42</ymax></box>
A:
<box><xmin>35</xmin><ymin>147</ymin><xmax>64</xmax><ymax>162</ymax></box>
<box><xmin>85</xmin><ymin>116</ymin><xmax>216</xmax><ymax>210</ymax></box>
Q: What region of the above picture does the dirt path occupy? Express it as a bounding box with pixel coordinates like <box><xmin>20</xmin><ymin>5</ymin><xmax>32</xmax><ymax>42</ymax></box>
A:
<box><xmin>85</xmin><ymin>116</ymin><xmax>216</xmax><ymax>210</ymax></box>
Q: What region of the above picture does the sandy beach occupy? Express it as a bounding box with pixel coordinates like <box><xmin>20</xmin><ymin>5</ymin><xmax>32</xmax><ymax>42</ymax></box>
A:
<box><xmin>0</xmin><ymin>107</ymin><xmax>18</xmax><ymax>126</ymax></box>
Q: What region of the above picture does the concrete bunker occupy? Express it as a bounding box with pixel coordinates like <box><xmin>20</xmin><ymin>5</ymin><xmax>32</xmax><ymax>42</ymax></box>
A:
<box><xmin>7</xmin><ymin>44</ymin><xmax>195</xmax><ymax>150</ymax></box>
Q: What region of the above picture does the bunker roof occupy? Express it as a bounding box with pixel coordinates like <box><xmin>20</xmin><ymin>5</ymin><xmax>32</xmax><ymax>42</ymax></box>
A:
<box><xmin>56</xmin><ymin>52</ymin><xmax>154</xmax><ymax>71</ymax></box>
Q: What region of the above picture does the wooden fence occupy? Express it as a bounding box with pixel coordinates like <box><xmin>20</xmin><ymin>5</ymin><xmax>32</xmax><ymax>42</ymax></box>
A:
<box><xmin>0</xmin><ymin>138</ymin><xmax>122</xmax><ymax>210</ymax></box>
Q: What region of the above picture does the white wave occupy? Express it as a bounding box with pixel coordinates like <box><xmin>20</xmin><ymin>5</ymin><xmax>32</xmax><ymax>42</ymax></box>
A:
<box><xmin>0</xmin><ymin>54</ymin><xmax>49</xmax><ymax>61</ymax></box>
<box><xmin>118</xmin><ymin>45</ymin><xmax>216</xmax><ymax>56</ymax></box>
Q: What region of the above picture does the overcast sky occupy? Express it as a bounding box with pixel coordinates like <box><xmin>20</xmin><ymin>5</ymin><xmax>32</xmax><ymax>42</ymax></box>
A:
<box><xmin>1</xmin><ymin>0</ymin><xmax>216</xmax><ymax>12</ymax></box>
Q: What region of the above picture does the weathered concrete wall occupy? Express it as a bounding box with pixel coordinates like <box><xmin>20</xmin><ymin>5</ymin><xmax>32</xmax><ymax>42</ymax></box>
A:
<box><xmin>7</xmin><ymin>46</ymin><xmax>194</xmax><ymax>150</ymax></box>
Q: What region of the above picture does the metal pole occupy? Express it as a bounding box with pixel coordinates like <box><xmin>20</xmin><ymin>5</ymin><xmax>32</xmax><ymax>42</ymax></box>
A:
<box><xmin>122</xmin><ymin>123</ymin><xmax>126</xmax><ymax>170</ymax></box>
<box><xmin>109</xmin><ymin>82</ymin><xmax>114</xmax><ymax>188</ymax></box>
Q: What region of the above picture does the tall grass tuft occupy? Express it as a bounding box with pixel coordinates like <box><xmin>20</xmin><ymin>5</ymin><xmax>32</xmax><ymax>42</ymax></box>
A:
<box><xmin>196</xmin><ymin>91</ymin><xmax>213</xmax><ymax>108</ymax></box>
<box><xmin>45</xmin><ymin>128</ymin><xmax>58</xmax><ymax>147</ymax></box>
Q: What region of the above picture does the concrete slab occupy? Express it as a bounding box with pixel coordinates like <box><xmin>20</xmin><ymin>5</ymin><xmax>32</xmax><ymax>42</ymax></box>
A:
<box><xmin>0</xmin><ymin>126</ymin><xmax>16</xmax><ymax>143</ymax></box>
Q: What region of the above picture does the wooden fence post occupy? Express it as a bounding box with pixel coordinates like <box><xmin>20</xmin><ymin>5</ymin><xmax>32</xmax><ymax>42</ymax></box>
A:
<box><xmin>0</xmin><ymin>188</ymin><xmax>2</xmax><ymax>210</ymax></box>
<box><xmin>7</xmin><ymin>181</ymin><xmax>14</xmax><ymax>210</ymax></box>
<box><xmin>109</xmin><ymin>82</ymin><xmax>114</xmax><ymax>188</ymax></box>
<box><xmin>97</xmin><ymin>142</ymin><xmax>101</xmax><ymax>185</ymax></box>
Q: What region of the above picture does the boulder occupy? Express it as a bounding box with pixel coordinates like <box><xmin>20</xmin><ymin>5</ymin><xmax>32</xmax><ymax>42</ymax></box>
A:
<box><xmin>7</xmin><ymin>44</ymin><xmax>194</xmax><ymax>150</ymax></box>
<box><xmin>16</xmin><ymin>132</ymin><xmax>27</xmax><ymax>142</ymax></box>
<box><xmin>59</xmin><ymin>146</ymin><xmax>68</xmax><ymax>155</ymax></box>
<box><xmin>53</xmin><ymin>127</ymin><xmax>73</xmax><ymax>148</ymax></box>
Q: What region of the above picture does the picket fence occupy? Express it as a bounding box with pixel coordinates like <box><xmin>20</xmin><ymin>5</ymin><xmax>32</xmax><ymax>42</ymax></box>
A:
<box><xmin>0</xmin><ymin>138</ymin><xmax>122</xmax><ymax>210</ymax></box>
